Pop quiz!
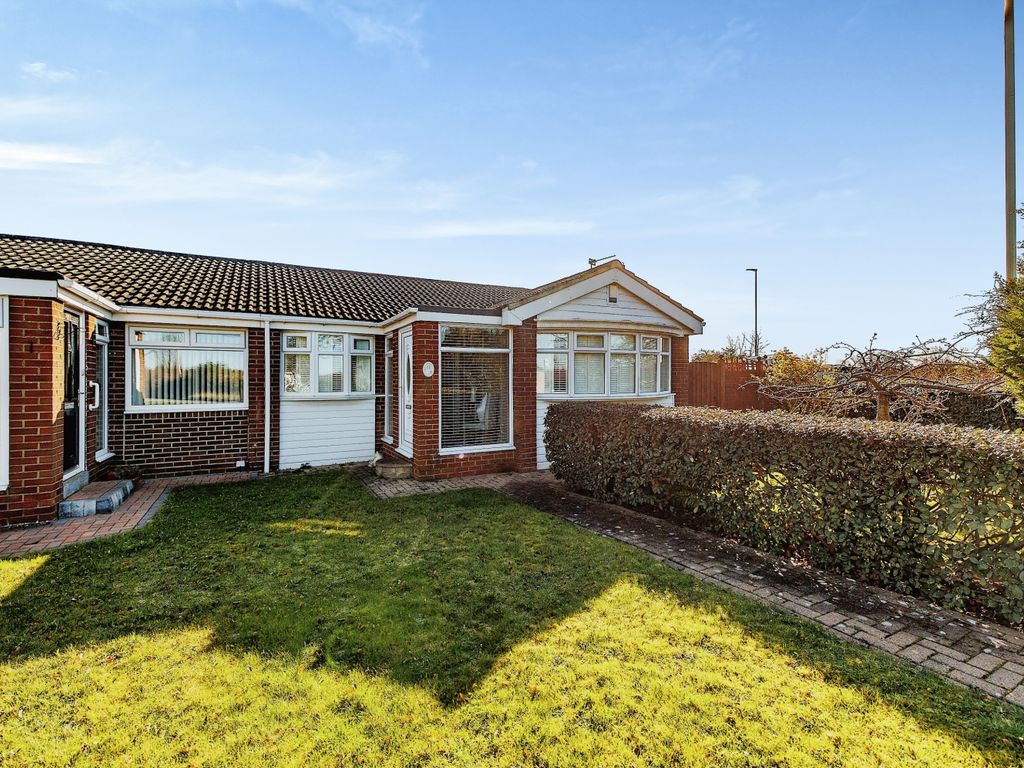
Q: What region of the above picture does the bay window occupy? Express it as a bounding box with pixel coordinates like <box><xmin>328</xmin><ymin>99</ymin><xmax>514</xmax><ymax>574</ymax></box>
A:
<box><xmin>129</xmin><ymin>327</ymin><xmax>247</xmax><ymax>410</ymax></box>
<box><xmin>440</xmin><ymin>325</ymin><xmax>511</xmax><ymax>450</ymax></box>
<box><xmin>536</xmin><ymin>330</ymin><xmax>674</xmax><ymax>399</ymax></box>
<box><xmin>283</xmin><ymin>331</ymin><xmax>375</xmax><ymax>398</ymax></box>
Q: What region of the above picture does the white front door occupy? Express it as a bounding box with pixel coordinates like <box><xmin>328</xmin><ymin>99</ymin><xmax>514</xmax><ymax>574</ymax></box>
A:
<box><xmin>398</xmin><ymin>328</ymin><xmax>414</xmax><ymax>455</ymax></box>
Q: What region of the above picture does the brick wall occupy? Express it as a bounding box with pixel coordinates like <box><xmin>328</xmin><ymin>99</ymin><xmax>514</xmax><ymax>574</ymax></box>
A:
<box><xmin>406</xmin><ymin>319</ymin><xmax>537</xmax><ymax>481</ymax></box>
<box><xmin>671</xmin><ymin>335</ymin><xmax>690</xmax><ymax>406</ymax></box>
<box><xmin>0</xmin><ymin>297</ymin><xmax>64</xmax><ymax>525</ymax></box>
<box><xmin>84</xmin><ymin>314</ymin><xmax>116</xmax><ymax>480</ymax></box>
<box><xmin>108</xmin><ymin>324</ymin><xmax>272</xmax><ymax>477</ymax></box>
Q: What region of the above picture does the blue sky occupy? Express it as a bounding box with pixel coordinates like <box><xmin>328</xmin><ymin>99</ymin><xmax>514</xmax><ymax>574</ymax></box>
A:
<box><xmin>0</xmin><ymin>1</ymin><xmax>1012</xmax><ymax>352</ymax></box>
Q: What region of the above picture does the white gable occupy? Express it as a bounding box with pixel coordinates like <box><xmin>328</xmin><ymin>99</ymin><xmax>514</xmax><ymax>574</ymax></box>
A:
<box><xmin>536</xmin><ymin>284</ymin><xmax>682</xmax><ymax>330</ymax></box>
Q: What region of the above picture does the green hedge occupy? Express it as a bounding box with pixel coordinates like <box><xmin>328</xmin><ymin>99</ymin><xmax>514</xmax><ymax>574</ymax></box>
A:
<box><xmin>545</xmin><ymin>403</ymin><xmax>1024</xmax><ymax>625</ymax></box>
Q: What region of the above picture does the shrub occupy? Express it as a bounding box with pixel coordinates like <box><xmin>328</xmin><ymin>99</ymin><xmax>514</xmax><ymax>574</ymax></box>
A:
<box><xmin>545</xmin><ymin>402</ymin><xmax>1024</xmax><ymax>625</ymax></box>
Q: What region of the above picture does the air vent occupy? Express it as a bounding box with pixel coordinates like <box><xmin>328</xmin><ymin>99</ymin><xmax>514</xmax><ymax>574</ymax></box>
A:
<box><xmin>608</xmin><ymin>284</ymin><xmax>619</xmax><ymax>303</ymax></box>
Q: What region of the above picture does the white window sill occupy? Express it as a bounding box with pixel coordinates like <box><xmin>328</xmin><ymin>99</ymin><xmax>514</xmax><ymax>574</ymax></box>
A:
<box><xmin>125</xmin><ymin>404</ymin><xmax>248</xmax><ymax>414</ymax></box>
<box><xmin>282</xmin><ymin>394</ymin><xmax>375</xmax><ymax>401</ymax></box>
<box><xmin>95</xmin><ymin>449</ymin><xmax>116</xmax><ymax>463</ymax></box>
<box><xmin>536</xmin><ymin>392</ymin><xmax>673</xmax><ymax>402</ymax></box>
<box><xmin>438</xmin><ymin>443</ymin><xmax>515</xmax><ymax>457</ymax></box>
<box><xmin>381</xmin><ymin>435</ymin><xmax>394</xmax><ymax>445</ymax></box>
<box><xmin>395</xmin><ymin>445</ymin><xmax>413</xmax><ymax>458</ymax></box>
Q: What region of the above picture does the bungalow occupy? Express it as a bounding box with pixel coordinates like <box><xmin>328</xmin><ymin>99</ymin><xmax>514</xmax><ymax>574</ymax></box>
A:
<box><xmin>0</xmin><ymin>234</ymin><xmax>704</xmax><ymax>526</ymax></box>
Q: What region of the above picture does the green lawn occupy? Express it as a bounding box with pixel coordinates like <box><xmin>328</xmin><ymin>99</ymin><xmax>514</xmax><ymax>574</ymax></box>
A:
<box><xmin>1</xmin><ymin>471</ymin><xmax>1023</xmax><ymax>767</ymax></box>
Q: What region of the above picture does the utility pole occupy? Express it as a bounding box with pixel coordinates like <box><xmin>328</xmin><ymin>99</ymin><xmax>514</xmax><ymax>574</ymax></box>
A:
<box><xmin>746</xmin><ymin>267</ymin><xmax>759</xmax><ymax>357</ymax></box>
<box><xmin>1007</xmin><ymin>0</ymin><xmax>1017</xmax><ymax>282</ymax></box>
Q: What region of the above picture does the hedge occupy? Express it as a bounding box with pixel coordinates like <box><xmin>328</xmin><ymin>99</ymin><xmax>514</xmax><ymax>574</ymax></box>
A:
<box><xmin>545</xmin><ymin>402</ymin><xmax>1024</xmax><ymax>625</ymax></box>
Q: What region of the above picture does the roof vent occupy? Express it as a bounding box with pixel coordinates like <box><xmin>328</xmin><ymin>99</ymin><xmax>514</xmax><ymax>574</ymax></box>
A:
<box><xmin>608</xmin><ymin>284</ymin><xmax>619</xmax><ymax>304</ymax></box>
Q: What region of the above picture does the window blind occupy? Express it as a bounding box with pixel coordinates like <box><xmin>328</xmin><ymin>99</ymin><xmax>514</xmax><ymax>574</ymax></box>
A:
<box><xmin>132</xmin><ymin>349</ymin><xmax>245</xmax><ymax>406</ymax></box>
<box><xmin>574</xmin><ymin>353</ymin><xmax>605</xmax><ymax>394</ymax></box>
<box><xmin>440</xmin><ymin>351</ymin><xmax>510</xmax><ymax>449</ymax></box>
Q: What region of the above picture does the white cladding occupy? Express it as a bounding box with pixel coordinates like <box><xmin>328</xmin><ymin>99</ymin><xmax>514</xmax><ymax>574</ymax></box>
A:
<box><xmin>279</xmin><ymin>398</ymin><xmax>375</xmax><ymax>469</ymax></box>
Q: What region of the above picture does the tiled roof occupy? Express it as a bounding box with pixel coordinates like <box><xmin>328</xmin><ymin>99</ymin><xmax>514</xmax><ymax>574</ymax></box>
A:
<box><xmin>0</xmin><ymin>234</ymin><xmax>530</xmax><ymax>323</ymax></box>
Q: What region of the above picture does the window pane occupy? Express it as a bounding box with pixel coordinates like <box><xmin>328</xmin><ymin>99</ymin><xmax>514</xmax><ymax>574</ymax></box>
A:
<box><xmin>95</xmin><ymin>343</ymin><xmax>107</xmax><ymax>451</ymax></box>
<box><xmin>640</xmin><ymin>354</ymin><xmax>658</xmax><ymax>393</ymax></box>
<box><xmin>660</xmin><ymin>354</ymin><xmax>671</xmax><ymax>392</ymax></box>
<box><xmin>318</xmin><ymin>334</ymin><xmax>345</xmax><ymax>353</ymax></box>
<box><xmin>133</xmin><ymin>329</ymin><xmax>185</xmax><ymax>345</ymax></box>
<box><xmin>95</xmin><ymin>322</ymin><xmax>109</xmax><ymax>341</ymax></box>
<box><xmin>537</xmin><ymin>332</ymin><xmax>569</xmax><ymax>350</ymax></box>
<box><xmin>641</xmin><ymin>336</ymin><xmax>660</xmax><ymax>351</ymax></box>
<box><xmin>610</xmin><ymin>354</ymin><xmax>636</xmax><ymax>394</ymax></box>
<box><xmin>284</xmin><ymin>354</ymin><xmax>311</xmax><ymax>394</ymax></box>
<box><xmin>536</xmin><ymin>353</ymin><xmax>568</xmax><ymax>393</ymax></box>
<box><xmin>285</xmin><ymin>334</ymin><xmax>309</xmax><ymax>350</ymax></box>
<box><xmin>194</xmin><ymin>331</ymin><xmax>243</xmax><ymax>346</ymax></box>
<box><xmin>576</xmin><ymin>333</ymin><xmax>605</xmax><ymax>349</ymax></box>
<box><xmin>610</xmin><ymin>334</ymin><xmax>636</xmax><ymax>351</ymax></box>
<box><xmin>440</xmin><ymin>326</ymin><xmax>509</xmax><ymax>349</ymax></box>
<box><xmin>351</xmin><ymin>355</ymin><xmax>373</xmax><ymax>392</ymax></box>
<box><xmin>352</xmin><ymin>338</ymin><xmax>372</xmax><ymax>352</ymax></box>
<box><xmin>318</xmin><ymin>355</ymin><xmax>345</xmax><ymax>393</ymax></box>
<box><xmin>440</xmin><ymin>351</ymin><xmax>510</xmax><ymax>448</ymax></box>
<box><xmin>132</xmin><ymin>348</ymin><xmax>245</xmax><ymax>406</ymax></box>
<box><xmin>574</xmin><ymin>353</ymin><xmax>605</xmax><ymax>394</ymax></box>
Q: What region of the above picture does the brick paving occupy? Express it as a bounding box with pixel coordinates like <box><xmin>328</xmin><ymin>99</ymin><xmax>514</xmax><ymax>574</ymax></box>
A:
<box><xmin>0</xmin><ymin>473</ymin><xmax>256</xmax><ymax>557</ymax></box>
<box><xmin>359</xmin><ymin>467</ymin><xmax>1024</xmax><ymax>707</ymax></box>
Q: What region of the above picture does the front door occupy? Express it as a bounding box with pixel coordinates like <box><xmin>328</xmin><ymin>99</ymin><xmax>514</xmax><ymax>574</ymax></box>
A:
<box><xmin>398</xmin><ymin>328</ymin><xmax>414</xmax><ymax>455</ymax></box>
<box><xmin>63</xmin><ymin>311</ymin><xmax>82</xmax><ymax>474</ymax></box>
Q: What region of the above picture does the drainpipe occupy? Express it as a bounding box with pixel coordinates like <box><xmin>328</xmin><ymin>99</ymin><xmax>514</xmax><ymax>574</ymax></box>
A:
<box><xmin>263</xmin><ymin>320</ymin><xmax>271</xmax><ymax>474</ymax></box>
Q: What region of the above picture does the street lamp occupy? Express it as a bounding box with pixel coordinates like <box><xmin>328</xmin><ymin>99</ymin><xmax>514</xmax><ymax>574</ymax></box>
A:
<box><xmin>745</xmin><ymin>268</ymin><xmax>759</xmax><ymax>358</ymax></box>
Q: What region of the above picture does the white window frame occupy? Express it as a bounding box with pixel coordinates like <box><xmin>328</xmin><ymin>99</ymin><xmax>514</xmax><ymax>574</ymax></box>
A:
<box><xmin>93</xmin><ymin>320</ymin><xmax>112</xmax><ymax>460</ymax></box>
<box><xmin>126</xmin><ymin>326</ymin><xmax>249</xmax><ymax>413</ymax></box>
<box><xmin>438</xmin><ymin>324</ymin><xmax>514</xmax><ymax>455</ymax></box>
<box><xmin>280</xmin><ymin>330</ymin><xmax>376</xmax><ymax>401</ymax></box>
<box><xmin>0</xmin><ymin>298</ymin><xmax>8</xmax><ymax>492</ymax></box>
<box><xmin>537</xmin><ymin>330</ymin><xmax>674</xmax><ymax>400</ymax></box>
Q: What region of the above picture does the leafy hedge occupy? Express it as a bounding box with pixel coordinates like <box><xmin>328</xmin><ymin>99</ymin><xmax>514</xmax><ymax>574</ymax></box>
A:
<box><xmin>545</xmin><ymin>403</ymin><xmax>1024</xmax><ymax>625</ymax></box>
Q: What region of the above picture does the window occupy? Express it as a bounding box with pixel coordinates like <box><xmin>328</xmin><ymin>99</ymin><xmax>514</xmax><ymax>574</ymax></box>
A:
<box><xmin>94</xmin><ymin>321</ymin><xmax>109</xmax><ymax>454</ymax></box>
<box><xmin>282</xmin><ymin>331</ymin><xmax>375</xmax><ymax>398</ymax></box>
<box><xmin>129</xmin><ymin>327</ymin><xmax>246</xmax><ymax>410</ymax></box>
<box><xmin>440</xmin><ymin>325</ymin><xmax>511</xmax><ymax>450</ymax></box>
<box><xmin>537</xmin><ymin>330</ymin><xmax>674</xmax><ymax>399</ymax></box>
<box><xmin>383</xmin><ymin>336</ymin><xmax>394</xmax><ymax>439</ymax></box>
<box><xmin>350</xmin><ymin>337</ymin><xmax>373</xmax><ymax>393</ymax></box>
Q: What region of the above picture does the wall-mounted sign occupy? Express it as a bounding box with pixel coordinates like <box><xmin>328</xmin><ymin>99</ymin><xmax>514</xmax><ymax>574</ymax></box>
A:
<box><xmin>422</xmin><ymin>361</ymin><xmax>435</xmax><ymax>378</ymax></box>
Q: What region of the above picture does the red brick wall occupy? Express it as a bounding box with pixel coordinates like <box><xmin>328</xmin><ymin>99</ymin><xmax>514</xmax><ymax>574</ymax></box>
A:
<box><xmin>408</xmin><ymin>319</ymin><xmax>537</xmax><ymax>481</ymax></box>
<box><xmin>84</xmin><ymin>314</ymin><xmax>117</xmax><ymax>480</ymax></box>
<box><xmin>108</xmin><ymin>324</ymin><xmax>271</xmax><ymax>477</ymax></box>
<box><xmin>671</xmin><ymin>335</ymin><xmax>690</xmax><ymax>406</ymax></box>
<box><xmin>0</xmin><ymin>297</ymin><xmax>64</xmax><ymax>525</ymax></box>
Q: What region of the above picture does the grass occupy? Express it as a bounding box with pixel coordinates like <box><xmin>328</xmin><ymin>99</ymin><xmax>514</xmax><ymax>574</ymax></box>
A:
<box><xmin>1</xmin><ymin>471</ymin><xmax>1024</xmax><ymax>767</ymax></box>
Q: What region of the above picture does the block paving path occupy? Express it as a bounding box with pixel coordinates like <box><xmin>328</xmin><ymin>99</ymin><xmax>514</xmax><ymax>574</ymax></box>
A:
<box><xmin>359</xmin><ymin>466</ymin><xmax>1024</xmax><ymax>708</ymax></box>
<box><xmin>0</xmin><ymin>472</ymin><xmax>255</xmax><ymax>557</ymax></box>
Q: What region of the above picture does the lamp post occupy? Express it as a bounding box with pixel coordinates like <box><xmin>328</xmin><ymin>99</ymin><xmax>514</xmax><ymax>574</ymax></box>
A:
<box><xmin>1008</xmin><ymin>0</ymin><xmax>1018</xmax><ymax>282</ymax></box>
<box><xmin>745</xmin><ymin>267</ymin><xmax>759</xmax><ymax>358</ymax></box>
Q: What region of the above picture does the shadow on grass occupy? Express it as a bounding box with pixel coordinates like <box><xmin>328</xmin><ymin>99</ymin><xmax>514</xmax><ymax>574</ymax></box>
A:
<box><xmin>1</xmin><ymin>469</ymin><xmax>1023</xmax><ymax>759</ymax></box>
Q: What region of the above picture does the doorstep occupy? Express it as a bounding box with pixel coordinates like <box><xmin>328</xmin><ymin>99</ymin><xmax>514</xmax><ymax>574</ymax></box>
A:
<box><xmin>58</xmin><ymin>479</ymin><xmax>135</xmax><ymax>518</ymax></box>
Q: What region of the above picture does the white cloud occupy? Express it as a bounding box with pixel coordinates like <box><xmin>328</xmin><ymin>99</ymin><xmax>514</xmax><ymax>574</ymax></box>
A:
<box><xmin>0</xmin><ymin>97</ymin><xmax>77</xmax><ymax>122</ymax></box>
<box><xmin>402</xmin><ymin>218</ymin><xmax>593</xmax><ymax>239</ymax></box>
<box><xmin>329</xmin><ymin>2</ymin><xmax>426</xmax><ymax>65</ymax></box>
<box><xmin>21</xmin><ymin>62</ymin><xmax>78</xmax><ymax>83</ymax></box>
<box><xmin>0</xmin><ymin>141</ymin><xmax>100</xmax><ymax>169</ymax></box>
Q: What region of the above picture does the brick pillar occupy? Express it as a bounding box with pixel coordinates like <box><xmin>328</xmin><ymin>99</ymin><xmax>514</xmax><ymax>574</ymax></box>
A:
<box><xmin>0</xmin><ymin>297</ymin><xmax>65</xmax><ymax>525</ymax></box>
<box><xmin>512</xmin><ymin>318</ymin><xmax>537</xmax><ymax>471</ymax></box>
<box><xmin>246</xmin><ymin>327</ymin><xmax>267</xmax><ymax>471</ymax></box>
<box><xmin>671</xmin><ymin>335</ymin><xmax>690</xmax><ymax>407</ymax></box>
<box><xmin>411</xmin><ymin>321</ymin><xmax>440</xmax><ymax>480</ymax></box>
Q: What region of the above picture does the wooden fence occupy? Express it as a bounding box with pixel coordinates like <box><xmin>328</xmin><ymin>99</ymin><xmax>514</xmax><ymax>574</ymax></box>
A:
<box><xmin>687</xmin><ymin>360</ymin><xmax>773</xmax><ymax>410</ymax></box>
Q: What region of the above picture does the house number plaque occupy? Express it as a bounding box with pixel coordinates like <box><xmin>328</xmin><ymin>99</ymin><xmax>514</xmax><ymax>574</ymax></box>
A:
<box><xmin>422</xmin><ymin>361</ymin><xmax>435</xmax><ymax>378</ymax></box>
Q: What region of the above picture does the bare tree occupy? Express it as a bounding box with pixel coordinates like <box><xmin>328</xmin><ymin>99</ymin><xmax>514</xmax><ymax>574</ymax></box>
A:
<box><xmin>755</xmin><ymin>335</ymin><xmax>1005</xmax><ymax>422</ymax></box>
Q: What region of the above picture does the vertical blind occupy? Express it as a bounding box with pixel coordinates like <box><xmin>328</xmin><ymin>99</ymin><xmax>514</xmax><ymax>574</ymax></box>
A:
<box><xmin>132</xmin><ymin>348</ymin><xmax>245</xmax><ymax>406</ymax></box>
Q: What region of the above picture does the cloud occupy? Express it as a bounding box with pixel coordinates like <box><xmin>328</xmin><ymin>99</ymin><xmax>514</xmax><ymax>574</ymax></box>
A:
<box><xmin>0</xmin><ymin>97</ymin><xmax>77</xmax><ymax>122</ymax></box>
<box><xmin>0</xmin><ymin>141</ymin><xmax>100</xmax><ymax>170</ymax></box>
<box><xmin>328</xmin><ymin>1</ymin><xmax>426</xmax><ymax>65</ymax></box>
<box><xmin>21</xmin><ymin>62</ymin><xmax>78</xmax><ymax>83</ymax></box>
<box><xmin>401</xmin><ymin>218</ymin><xmax>593</xmax><ymax>239</ymax></box>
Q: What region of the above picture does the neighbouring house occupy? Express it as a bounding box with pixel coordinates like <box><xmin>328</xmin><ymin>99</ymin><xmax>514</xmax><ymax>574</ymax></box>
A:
<box><xmin>0</xmin><ymin>234</ymin><xmax>704</xmax><ymax>525</ymax></box>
